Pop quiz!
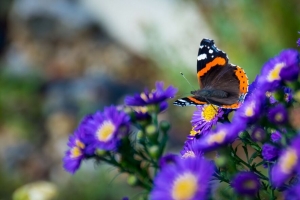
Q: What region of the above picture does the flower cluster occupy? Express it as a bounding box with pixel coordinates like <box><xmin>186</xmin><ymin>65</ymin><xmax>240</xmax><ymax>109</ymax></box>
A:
<box><xmin>63</xmin><ymin>81</ymin><xmax>178</xmax><ymax>195</ymax></box>
<box><xmin>64</xmin><ymin>36</ymin><xmax>300</xmax><ymax>199</ymax></box>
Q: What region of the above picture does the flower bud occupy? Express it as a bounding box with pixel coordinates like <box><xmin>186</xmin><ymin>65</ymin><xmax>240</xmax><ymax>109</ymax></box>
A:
<box><xmin>127</xmin><ymin>175</ymin><xmax>138</xmax><ymax>186</ymax></box>
<box><xmin>160</xmin><ymin>120</ymin><xmax>170</xmax><ymax>132</ymax></box>
<box><xmin>149</xmin><ymin>145</ymin><xmax>160</xmax><ymax>159</ymax></box>
<box><xmin>136</xmin><ymin>130</ymin><xmax>145</xmax><ymax>140</ymax></box>
<box><xmin>145</xmin><ymin>125</ymin><xmax>158</xmax><ymax>142</ymax></box>
<box><xmin>215</xmin><ymin>156</ymin><xmax>227</xmax><ymax>167</ymax></box>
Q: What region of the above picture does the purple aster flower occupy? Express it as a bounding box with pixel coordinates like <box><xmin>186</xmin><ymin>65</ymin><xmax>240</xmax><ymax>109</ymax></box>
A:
<box><xmin>84</xmin><ymin>106</ymin><xmax>130</xmax><ymax>153</ymax></box>
<box><xmin>257</xmin><ymin>56</ymin><xmax>284</xmax><ymax>91</ymax></box>
<box><xmin>278</xmin><ymin>49</ymin><xmax>300</xmax><ymax>81</ymax></box>
<box><xmin>191</xmin><ymin>104</ymin><xmax>223</xmax><ymax>133</ymax></box>
<box><xmin>271</xmin><ymin>131</ymin><xmax>282</xmax><ymax>143</ymax></box>
<box><xmin>195</xmin><ymin>123</ymin><xmax>240</xmax><ymax>152</ymax></box>
<box><xmin>284</xmin><ymin>183</ymin><xmax>300</xmax><ymax>200</ymax></box>
<box><xmin>181</xmin><ymin>139</ymin><xmax>203</xmax><ymax>159</ymax></box>
<box><xmin>297</xmin><ymin>38</ymin><xmax>300</xmax><ymax>47</ymax></box>
<box><xmin>271</xmin><ymin>136</ymin><xmax>300</xmax><ymax>187</ymax></box>
<box><xmin>231</xmin><ymin>172</ymin><xmax>260</xmax><ymax>196</ymax></box>
<box><xmin>258</xmin><ymin>49</ymin><xmax>300</xmax><ymax>91</ymax></box>
<box><xmin>268</xmin><ymin>104</ymin><xmax>288</xmax><ymax>125</ymax></box>
<box><xmin>251</xmin><ymin>127</ymin><xmax>266</xmax><ymax>142</ymax></box>
<box><xmin>150</xmin><ymin>157</ymin><xmax>214</xmax><ymax>200</ymax></box>
<box><xmin>233</xmin><ymin>90</ymin><xmax>265</xmax><ymax>124</ymax></box>
<box><xmin>262</xmin><ymin>144</ymin><xmax>279</xmax><ymax>161</ymax></box>
<box><xmin>187</xmin><ymin>127</ymin><xmax>201</xmax><ymax>140</ymax></box>
<box><xmin>63</xmin><ymin>127</ymin><xmax>87</xmax><ymax>174</ymax></box>
<box><xmin>124</xmin><ymin>81</ymin><xmax>178</xmax><ymax>106</ymax></box>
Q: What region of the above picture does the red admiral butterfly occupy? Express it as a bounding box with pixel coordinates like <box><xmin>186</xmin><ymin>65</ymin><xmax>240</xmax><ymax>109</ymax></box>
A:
<box><xmin>174</xmin><ymin>38</ymin><xmax>248</xmax><ymax>109</ymax></box>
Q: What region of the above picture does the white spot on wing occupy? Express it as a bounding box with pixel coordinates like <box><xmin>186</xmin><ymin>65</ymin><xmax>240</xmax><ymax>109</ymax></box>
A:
<box><xmin>197</xmin><ymin>54</ymin><xmax>207</xmax><ymax>61</ymax></box>
<box><xmin>209</xmin><ymin>49</ymin><xmax>213</xmax><ymax>54</ymax></box>
<box><xmin>200</xmin><ymin>45</ymin><xmax>203</xmax><ymax>49</ymax></box>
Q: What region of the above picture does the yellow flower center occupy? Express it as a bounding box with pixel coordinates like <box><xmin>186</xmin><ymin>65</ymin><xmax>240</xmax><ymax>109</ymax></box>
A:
<box><xmin>245</xmin><ymin>102</ymin><xmax>255</xmax><ymax>117</ymax></box>
<box><xmin>267</xmin><ymin>62</ymin><xmax>285</xmax><ymax>81</ymax></box>
<box><xmin>207</xmin><ymin>130</ymin><xmax>226</xmax><ymax>145</ymax></box>
<box><xmin>202</xmin><ymin>104</ymin><xmax>218</xmax><ymax>122</ymax></box>
<box><xmin>75</xmin><ymin>139</ymin><xmax>85</xmax><ymax>149</ymax></box>
<box><xmin>243</xmin><ymin>180</ymin><xmax>257</xmax><ymax>190</ymax></box>
<box><xmin>254</xmin><ymin>132</ymin><xmax>262</xmax><ymax>140</ymax></box>
<box><xmin>172</xmin><ymin>172</ymin><xmax>198</xmax><ymax>200</ymax></box>
<box><xmin>71</xmin><ymin>146</ymin><xmax>82</xmax><ymax>158</ymax></box>
<box><xmin>280</xmin><ymin>148</ymin><xmax>298</xmax><ymax>174</ymax></box>
<box><xmin>275</xmin><ymin>113</ymin><xmax>283</xmax><ymax>122</ymax></box>
<box><xmin>182</xmin><ymin>151</ymin><xmax>196</xmax><ymax>159</ymax></box>
<box><xmin>96</xmin><ymin>120</ymin><xmax>116</xmax><ymax>142</ymax></box>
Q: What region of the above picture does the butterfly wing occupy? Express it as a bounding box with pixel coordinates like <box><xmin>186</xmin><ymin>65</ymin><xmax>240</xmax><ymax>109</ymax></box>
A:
<box><xmin>197</xmin><ymin>38</ymin><xmax>228</xmax><ymax>88</ymax></box>
<box><xmin>173</xmin><ymin>96</ymin><xmax>206</xmax><ymax>107</ymax></box>
<box><xmin>196</xmin><ymin>39</ymin><xmax>248</xmax><ymax>108</ymax></box>
<box><xmin>174</xmin><ymin>38</ymin><xmax>248</xmax><ymax>108</ymax></box>
<box><xmin>201</xmin><ymin>64</ymin><xmax>248</xmax><ymax>108</ymax></box>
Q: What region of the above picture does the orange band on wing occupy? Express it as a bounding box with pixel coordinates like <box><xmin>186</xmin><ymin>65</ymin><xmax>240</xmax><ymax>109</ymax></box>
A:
<box><xmin>221</xmin><ymin>103</ymin><xmax>240</xmax><ymax>109</ymax></box>
<box><xmin>197</xmin><ymin>57</ymin><xmax>226</xmax><ymax>80</ymax></box>
<box><xmin>234</xmin><ymin>66</ymin><xmax>249</xmax><ymax>94</ymax></box>
<box><xmin>187</xmin><ymin>97</ymin><xmax>206</xmax><ymax>105</ymax></box>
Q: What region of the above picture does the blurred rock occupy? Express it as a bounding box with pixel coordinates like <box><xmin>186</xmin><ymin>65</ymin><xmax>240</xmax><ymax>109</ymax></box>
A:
<box><xmin>13</xmin><ymin>181</ymin><xmax>57</xmax><ymax>200</ymax></box>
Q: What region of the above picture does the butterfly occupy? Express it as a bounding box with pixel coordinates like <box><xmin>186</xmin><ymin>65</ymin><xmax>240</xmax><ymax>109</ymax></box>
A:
<box><xmin>173</xmin><ymin>38</ymin><xmax>248</xmax><ymax>109</ymax></box>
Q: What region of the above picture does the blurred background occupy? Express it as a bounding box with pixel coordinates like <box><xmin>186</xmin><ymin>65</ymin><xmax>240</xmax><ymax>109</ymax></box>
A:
<box><xmin>0</xmin><ymin>0</ymin><xmax>299</xmax><ymax>199</ymax></box>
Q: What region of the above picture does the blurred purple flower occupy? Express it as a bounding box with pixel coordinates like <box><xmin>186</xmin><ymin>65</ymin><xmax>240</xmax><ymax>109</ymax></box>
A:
<box><xmin>262</xmin><ymin>144</ymin><xmax>279</xmax><ymax>161</ymax></box>
<box><xmin>195</xmin><ymin>123</ymin><xmax>240</xmax><ymax>152</ymax></box>
<box><xmin>233</xmin><ymin>91</ymin><xmax>265</xmax><ymax>124</ymax></box>
<box><xmin>151</xmin><ymin>157</ymin><xmax>214</xmax><ymax>200</ymax></box>
<box><xmin>271</xmin><ymin>131</ymin><xmax>282</xmax><ymax>143</ymax></box>
<box><xmin>258</xmin><ymin>49</ymin><xmax>300</xmax><ymax>91</ymax></box>
<box><xmin>284</xmin><ymin>183</ymin><xmax>300</xmax><ymax>200</ymax></box>
<box><xmin>268</xmin><ymin>104</ymin><xmax>288</xmax><ymax>125</ymax></box>
<box><xmin>124</xmin><ymin>81</ymin><xmax>177</xmax><ymax>106</ymax></box>
<box><xmin>271</xmin><ymin>136</ymin><xmax>300</xmax><ymax>187</ymax></box>
<box><xmin>158</xmin><ymin>154</ymin><xmax>179</xmax><ymax>168</ymax></box>
<box><xmin>231</xmin><ymin>172</ymin><xmax>260</xmax><ymax>196</ymax></box>
<box><xmin>251</xmin><ymin>127</ymin><xmax>266</xmax><ymax>142</ymax></box>
<box><xmin>181</xmin><ymin>139</ymin><xmax>203</xmax><ymax>159</ymax></box>
<box><xmin>63</xmin><ymin>125</ymin><xmax>87</xmax><ymax>174</ymax></box>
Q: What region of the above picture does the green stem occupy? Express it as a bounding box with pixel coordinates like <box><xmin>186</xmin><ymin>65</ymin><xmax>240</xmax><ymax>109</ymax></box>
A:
<box><xmin>231</xmin><ymin>146</ymin><xmax>268</xmax><ymax>181</ymax></box>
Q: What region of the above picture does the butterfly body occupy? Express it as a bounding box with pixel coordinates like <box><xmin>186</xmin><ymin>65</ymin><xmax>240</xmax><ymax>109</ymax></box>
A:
<box><xmin>191</xmin><ymin>89</ymin><xmax>228</xmax><ymax>99</ymax></box>
<box><xmin>174</xmin><ymin>38</ymin><xmax>248</xmax><ymax>109</ymax></box>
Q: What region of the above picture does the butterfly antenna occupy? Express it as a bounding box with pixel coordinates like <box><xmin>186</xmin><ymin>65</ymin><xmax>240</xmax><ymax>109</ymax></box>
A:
<box><xmin>180</xmin><ymin>72</ymin><xmax>196</xmax><ymax>91</ymax></box>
